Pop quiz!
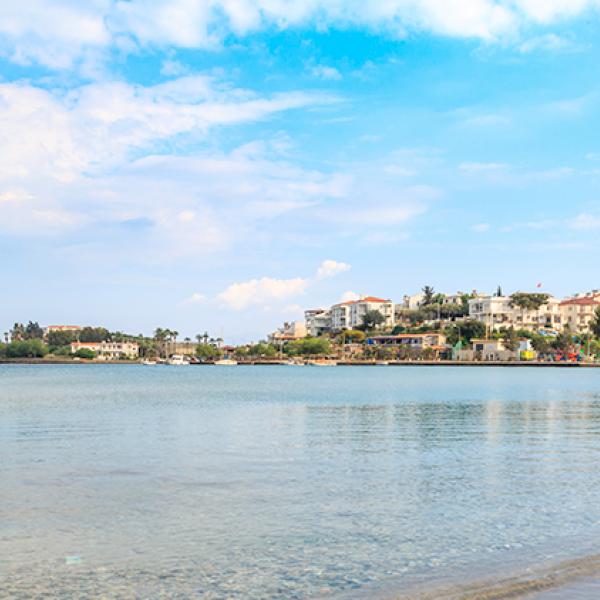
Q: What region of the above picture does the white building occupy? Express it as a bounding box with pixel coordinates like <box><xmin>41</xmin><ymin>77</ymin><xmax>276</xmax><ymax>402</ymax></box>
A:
<box><xmin>468</xmin><ymin>294</ymin><xmax>563</xmax><ymax>333</ymax></box>
<box><xmin>403</xmin><ymin>293</ymin><xmax>425</xmax><ymax>310</ymax></box>
<box><xmin>268</xmin><ymin>321</ymin><xmax>307</xmax><ymax>344</ymax></box>
<box><xmin>560</xmin><ymin>294</ymin><xmax>600</xmax><ymax>333</ymax></box>
<box><xmin>304</xmin><ymin>309</ymin><xmax>332</xmax><ymax>337</ymax></box>
<box><xmin>71</xmin><ymin>341</ymin><xmax>139</xmax><ymax>360</ymax></box>
<box><xmin>348</xmin><ymin>296</ymin><xmax>395</xmax><ymax>329</ymax></box>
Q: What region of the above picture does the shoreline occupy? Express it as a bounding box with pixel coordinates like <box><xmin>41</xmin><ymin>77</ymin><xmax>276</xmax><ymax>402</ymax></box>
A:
<box><xmin>1</xmin><ymin>359</ymin><xmax>599</xmax><ymax>367</ymax></box>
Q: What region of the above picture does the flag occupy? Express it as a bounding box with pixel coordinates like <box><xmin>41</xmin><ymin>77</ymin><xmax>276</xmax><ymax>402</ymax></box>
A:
<box><xmin>536</xmin><ymin>282</ymin><xmax>542</xmax><ymax>288</ymax></box>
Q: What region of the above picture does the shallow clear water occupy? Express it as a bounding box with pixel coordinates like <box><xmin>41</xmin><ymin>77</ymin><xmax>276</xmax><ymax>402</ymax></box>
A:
<box><xmin>1</xmin><ymin>364</ymin><xmax>600</xmax><ymax>598</ymax></box>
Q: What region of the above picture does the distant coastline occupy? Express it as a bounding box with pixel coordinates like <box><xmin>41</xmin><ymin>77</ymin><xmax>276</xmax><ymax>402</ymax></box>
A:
<box><xmin>1</xmin><ymin>358</ymin><xmax>599</xmax><ymax>368</ymax></box>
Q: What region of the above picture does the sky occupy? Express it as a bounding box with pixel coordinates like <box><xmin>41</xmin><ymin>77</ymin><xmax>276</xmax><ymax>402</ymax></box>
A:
<box><xmin>1</xmin><ymin>1</ymin><xmax>600</xmax><ymax>342</ymax></box>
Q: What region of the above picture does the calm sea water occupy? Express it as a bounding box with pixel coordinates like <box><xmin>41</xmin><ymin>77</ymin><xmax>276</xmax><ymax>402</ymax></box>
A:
<box><xmin>1</xmin><ymin>364</ymin><xmax>600</xmax><ymax>598</ymax></box>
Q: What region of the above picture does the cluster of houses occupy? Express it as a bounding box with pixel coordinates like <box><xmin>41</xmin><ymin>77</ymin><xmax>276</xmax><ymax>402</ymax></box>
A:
<box><xmin>266</xmin><ymin>289</ymin><xmax>600</xmax><ymax>360</ymax></box>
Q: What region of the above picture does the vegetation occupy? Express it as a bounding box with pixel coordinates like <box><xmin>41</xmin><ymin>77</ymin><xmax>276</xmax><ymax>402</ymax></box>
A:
<box><xmin>5</xmin><ymin>339</ymin><xmax>48</xmax><ymax>358</ymax></box>
<box><xmin>79</xmin><ymin>327</ymin><xmax>109</xmax><ymax>343</ymax></box>
<box><xmin>509</xmin><ymin>293</ymin><xmax>550</xmax><ymax>311</ymax></box>
<box><xmin>47</xmin><ymin>330</ymin><xmax>78</xmax><ymax>348</ymax></box>
<box><xmin>195</xmin><ymin>344</ymin><xmax>223</xmax><ymax>360</ymax></box>
<box><xmin>285</xmin><ymin>337</ymin><xmax>331</xmax><ymax>356</ymax></box>
<box><xmin>74</xmin><ymin>348</ymin><xmax>95</xmax><ymax>359</ymax></box>
<box><xmin>591</xmin><ymin>306</ymin><xmax>600</xmax><ymax>338</ymax></box>
<box><xmin>444</xmin><ymin>320</ymin><xmax>486</xmax><ymax>346</ymax></box>
<box><xmin>361</xmin><ymin>310</ymin><xmax>386</xmax><ymax>330</ymax></box>
<box><xmin>10</xmin><ymin>321</ymin><xmax>44</xmax><ymax>341</ymax></box>
<box><xmin>421</xmin><ymin>285</ymin><xmax>435</xmax><ymax>305</ymax></box>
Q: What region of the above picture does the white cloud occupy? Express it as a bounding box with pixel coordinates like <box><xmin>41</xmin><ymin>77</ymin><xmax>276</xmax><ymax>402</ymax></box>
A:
<box><xmin>1</xmin><ymin>1</ymin><xmax>600</xmax><ymax>71</ymax></box>
<box><xmin>181</xmin><ymin>292</ymin><xmax>206</xmax><ymax>305</ymax></box>
<box><xmin>519</xmin><ymin>33</ymin><xmax>578</xmax><ymax>53</ymax></box>
<box><xmin>459</xmin><ymin>162</ymin><xmax>509</xmax><ymax>173</ymax></box>
<box><xmin>218</xmin><ymin>277</ymin><xmax>309</xmax><ymax>310</ymax></box>
<box><xmin>316</xmin><ymin>259</ymin><xmax>351</xmax><ymax>280</ymax></box>
<box><xmin>472</xmin><ymin>223</ymin><xmax>491</xmax><ymax>233</ymax></box>
<box><xmin>311</xmin><ymin>65</ymin><xmax>342</xmax><ymax>80</ymax></box>
<box><xmin>569</xmin><ymin>213</ymin><xmax>600</xmax><ymax>230</ymax></box>
<box><xmin>340</xmin><ymin>290</ymin><xmax>360</xmax><ymax>303</ymax></box>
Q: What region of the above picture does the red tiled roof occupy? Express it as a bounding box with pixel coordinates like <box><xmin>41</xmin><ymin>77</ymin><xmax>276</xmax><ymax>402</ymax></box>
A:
<box><xmin>560</xmin><ymin>297</ymin><xmax>600</xmax><ymax>306</ymax></box>
<box><xmin>359</xmin><ymin>296</ymin><xmax>390</xmax><ymax>303</ymax></box>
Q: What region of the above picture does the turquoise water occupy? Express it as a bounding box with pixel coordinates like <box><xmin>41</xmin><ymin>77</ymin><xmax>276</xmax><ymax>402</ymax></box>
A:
<box><xmin>1</xmin><ymin>365</ymin><xmax>600</xmax><ymax>598</ymax></box>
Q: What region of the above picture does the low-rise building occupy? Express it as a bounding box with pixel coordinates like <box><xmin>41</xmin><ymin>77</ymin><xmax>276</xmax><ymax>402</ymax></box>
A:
<box><xmin>268</xmin><ymin>321</ymin><xmax>307</xmax><ymax>344</ymax></box>
<box><xmin>71</xmin><ymin>341</ymin><xmax>139</xmax><ymax>360</ymax></box>
<box><xmin>369</xmin><ymin>332</ymin><xmax>447</xmax><ymax>349</ymax></box>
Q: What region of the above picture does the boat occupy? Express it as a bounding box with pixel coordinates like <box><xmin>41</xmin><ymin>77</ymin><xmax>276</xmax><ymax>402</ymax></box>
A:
<box><xmin>141</xmin><ymin>359</ymin><xmax>158</xmax><ymax>365</ymax></box>
<box><xmin>375</xmin><ymin>360</ymin><xmax>389</xmax><ymax>366</ymax></box>
<box><xmin>167</xmin><ymin>354</ymin><xmax>190</xmax><ymax>366</ymax></box>
<box><xmin>306</xmin><ymin>359</ymin><xmax>337</xmax><ymax>366</ymax></box>
<box><xmin>215</xmin><ymin>358</ymin><xmax>238</xmax><ymax>366</ymax></box>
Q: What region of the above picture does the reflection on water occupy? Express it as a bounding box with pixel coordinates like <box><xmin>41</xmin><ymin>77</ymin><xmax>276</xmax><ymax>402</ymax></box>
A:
<box><xmin>1</xmin><ymin>365</ymin><xmax>600</xmax><ymax>598</ymax></box>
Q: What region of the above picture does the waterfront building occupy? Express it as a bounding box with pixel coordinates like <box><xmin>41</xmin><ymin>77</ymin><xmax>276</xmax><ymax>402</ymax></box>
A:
<box><xmin>304</xmin><ymin>309</ymin><xmax>332</xmax><ymax>337</ymax></box>
<box><xmin>559</xmin><ymin>293</ymin><xmax>600</xmax><ymax>333</ymax></box>
<box><xmin>330</xmin><ymin>302</ymin><xmax>352</xmax><ymax>331</ymax></box>
<box><xmin>71</xmin><ymin>341</ymin><xmax>139</xmax><ymax>360</ymax></box>
<box><xmin>368</xmin><ymin>332</ymin><xmax>447</xmax><ymax>349</ymax></box>
<box><xmin>348</xmin><ymin>297</ymin><xmax>395</xmax><ymax>329</ymax></box>
<box><xmin>468</xmin><ymin>294</ymin><xmax>563</xmax><ymax>333</ymax></box>
<box><xmin>268</xmin><ymin>321</ymin><xmax>307</xmax><ymax>344</ymax></box>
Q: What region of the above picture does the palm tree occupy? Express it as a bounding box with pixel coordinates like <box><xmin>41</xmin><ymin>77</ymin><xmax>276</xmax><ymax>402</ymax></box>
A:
<box><xmin>422</xmin><ymin>286</ymin><xmax>435</xmax><ymax>305</ymax></box>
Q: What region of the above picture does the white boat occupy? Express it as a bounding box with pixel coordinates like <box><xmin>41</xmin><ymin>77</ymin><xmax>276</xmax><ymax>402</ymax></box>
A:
<box><xmin>215</xmin><ymin>358</ymin><xmax>238</xmax><ymax>366</ymax></box>
<box><xmin>306</xmin><ymin>359</ymin><xmax>337</xmax><ymax>366</ymax></box>
<box><xmin>375</xmin><ymin>360</ymin><xmax>389</xmax><ymax>366</ymax></box>
<box><xmin>142</xmin><ymin>359</ymin><xmax>157</xmax><ymax>365</ymax></box>
<box><xmin>167</xmin><ymin>354</ymin><xmax>190</xmax><ymax>366</ymax></box>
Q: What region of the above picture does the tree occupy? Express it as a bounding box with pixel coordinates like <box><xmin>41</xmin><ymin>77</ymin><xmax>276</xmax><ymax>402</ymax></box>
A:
<box><xmin>509</xmin><ymin>293</ymin><xmax>550</xmax><ymax>311</ymax></box>
<box><xmin>422</xmin><ymin>285</ymin><xmax>435</xmax><ymax>305</ymax></box>
<box><xmin>444</xmin><ymin>320</ymin><xmax>486</xmax><ymax>346</ymax></box>
<box><xmin>10</xmin><ymin>323</ymin><xmax>25</xmax><ymax>341</ymax></box>
<box><xmin>47</xmin><ymin>330</ymin><xmax>78</xmax><ymax>348</ymax></box>
<box><xmin>503</xmin><ymin>327</ymin><xmax>519</xmax><ymax>352</ymax></box>
<box><xmin>284</xmin><ymin>337</ymin><xmax>331</xmax><ymax>357</ymax></box>
<box><xmin>553</xmin><ymin>329</ymin><xmax>574</xmax><ymax>354</ymax></box>
<box><xmin>342</xmin><ymin>330</ymin><xmax>366</xmax><ymax>343</ymax></box>
<box><xmin>361</xmin><ymin>310</ymin><xmax>386</xmax><ymax>330</ymax></box>
<box><xmin>74</xmin><ymin>348</ymin><xmax>95</xmax><ymax>360</ymax></box>
<box><xmin>496</xmin><ymin>285</ymin><xmax>503</xmax><ymax>297</ymax></box>
<box><xmin>80</xmin><ymin>327</ymin><xmax>109</xmax><ymax>343</ymax></box>
<box><xmin>24</xmin><ymin>321</ymin><xmax>44</xmax><ymax>339</ymax></box>
<box><xmin>591</xmin><ymin>306</ymin><xmax>600</xmax><ymax>338</ymax></box>
<box><xmin>196</xmin><ymin>344</ymin><xmax>222</xmax><ymax>360</ymax></box>
<box><xmin>531</xmin><ymin>334</ymin><xmax>552</xmax><ymax>355</ymax></box>
<box><xmin>6</xmin><ymin>339</ymin><xmax>48</xmax><ymax>358</ymax></box>
<box><xmin>248</xmin><ymin>343</ymin><xmax>277</xmax><ymax>358</ymax></box>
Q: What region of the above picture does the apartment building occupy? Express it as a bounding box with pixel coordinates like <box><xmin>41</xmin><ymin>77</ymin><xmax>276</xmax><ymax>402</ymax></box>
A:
<box><xmin>468</xmin><ymin>295</ymin><xmax>563</xmax><ymax>332</ymax></box>
<box><xmin>304</xmin><ymin>309</ymin><xmax>332</xmax><ymax>337</ymax></box>
<box><xmin>305</xmin><ymin>296</ymin><xmax>394</xmax><ymax>334</ymax></box>
<box><xmin>348</xmin><ymin>297</ymin><xmax>394</xmax><ymax>329</ymax></box>
<box><xmin>71</xmin><ymin>341</ymin><xmax>139</xmax><ymax>360</ymax></box>
<box><xmin>560</xmin><ymin>294</ymin><xmax>600</xmax><ymax>333</ymax></box>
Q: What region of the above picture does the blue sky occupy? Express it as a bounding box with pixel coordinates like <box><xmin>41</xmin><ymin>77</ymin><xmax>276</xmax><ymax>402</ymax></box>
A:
<box><xmin>1</xmin><ymin>1</ymin><xmax>600</xmax><ymax>342</ymax></box>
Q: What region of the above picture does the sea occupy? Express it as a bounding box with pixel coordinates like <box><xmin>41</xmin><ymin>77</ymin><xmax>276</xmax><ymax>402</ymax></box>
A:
<box><xmin>1</xmin><ymin>364</ymin><xmax>600</xmax><ymax>599</ymax></box>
